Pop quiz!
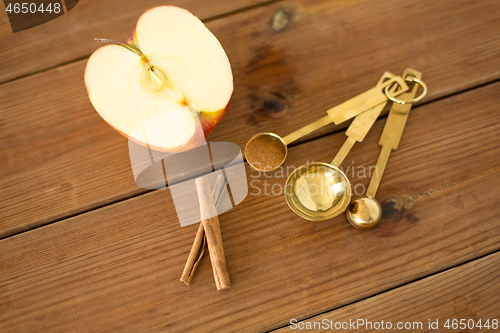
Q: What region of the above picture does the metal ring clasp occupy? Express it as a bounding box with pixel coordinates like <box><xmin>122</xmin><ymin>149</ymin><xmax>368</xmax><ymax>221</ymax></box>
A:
<box><xmin>384</xmin><ymin>76</ymin><xmax>427</xmax><ymax>105</ymax></box>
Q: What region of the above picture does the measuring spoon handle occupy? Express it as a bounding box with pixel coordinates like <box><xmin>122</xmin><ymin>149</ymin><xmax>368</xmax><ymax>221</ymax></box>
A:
<box><xmin>327</xmin><ymin>76</ymin><xmax>408</xmax><ymax>125</ymax></box>
<box><xmin>330</xmin><ymin>72</ymin><xmax>402</xmax><ymax>167</ymax></box>
<box><xmin>282</xmin><ymin>114</ymin><xmax>333</xmax><ymax>145</ymax></box>
<box><xmin>366</xmin><ymin>146</ymin><xmax>391</xmax><ymax>198</ymax></box>
<box><xmin>366</xmin><ymin>69</ymin><xmax>423</xmax><ymax>198</ymax></box>
<box><xmin>282</xmin><ymin>73</ymin><xmax>408</xmax><ymax>146</ymax></box>
<box><xmin>331</xmin><ymin>100</ymin><xmax>388</xmax><ymax>167</ymax></box>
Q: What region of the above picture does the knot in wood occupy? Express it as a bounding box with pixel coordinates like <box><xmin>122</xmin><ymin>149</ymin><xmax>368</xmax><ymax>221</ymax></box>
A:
<box><xmin>271</xmin><ymin>7</ymin><xmax>292</xmax><ymax>32</ymax></box>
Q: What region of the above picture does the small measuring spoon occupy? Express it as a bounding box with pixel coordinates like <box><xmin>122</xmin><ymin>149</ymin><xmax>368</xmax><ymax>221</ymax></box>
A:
<box><xmin>245</xmin><ymin>73</ymin><xmax>409</xmax><ymax>172</ymax></box>
<box><xmin>283</xmin><ymin>74</ymin><xmax>409</xmax><ymax>220</ymax></box>
<box><xmin>347</xmin><ymin>69</ymin><xmax>426</xmax><ymax>229</ymax></box>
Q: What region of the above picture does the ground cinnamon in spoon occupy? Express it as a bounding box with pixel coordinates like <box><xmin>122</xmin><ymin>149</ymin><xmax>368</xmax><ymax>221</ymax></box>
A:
<box><xmin>245</xmin><ymin>134</ymin><xmax>286</xmax><ymax>171</ymax></box>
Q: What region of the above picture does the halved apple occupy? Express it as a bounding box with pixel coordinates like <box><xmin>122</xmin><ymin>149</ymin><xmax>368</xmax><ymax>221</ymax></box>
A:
<box><xmin>84</xmin><ymin>6</ymin><xmax>233</xmax><ymax>152</ymax></box>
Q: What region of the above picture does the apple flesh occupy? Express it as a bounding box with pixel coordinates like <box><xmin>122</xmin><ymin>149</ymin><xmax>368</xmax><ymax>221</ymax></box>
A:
<box><xmin>84</xmin><ymin>6</ymin><xmax>233</xmax><ymax>152</ymax></box>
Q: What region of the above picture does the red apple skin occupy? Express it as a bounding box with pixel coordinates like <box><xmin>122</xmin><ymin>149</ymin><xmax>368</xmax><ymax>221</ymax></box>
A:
<box><xmin>126</xmin><ymin>28</ymin><xmax>138</xmax><ymax>46</ymax></box>
<box><xmin>199</xmin><ymin>102</ymin><xmax>230</xmax><ymax>138</ymax></box>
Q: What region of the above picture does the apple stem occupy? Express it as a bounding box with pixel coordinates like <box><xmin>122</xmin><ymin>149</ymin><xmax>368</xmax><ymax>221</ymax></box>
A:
<box><xmin>95</xmin><ymin>38</ymin><xmax>144</xmax><ymax>58</ymax></box>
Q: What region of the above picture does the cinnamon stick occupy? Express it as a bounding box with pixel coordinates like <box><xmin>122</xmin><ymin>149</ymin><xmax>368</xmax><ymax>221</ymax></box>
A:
<box><xmin>195</xmin><ymin>176</ymin><xmax>231</xmax><ymax>290</ymax></box>
<box><xmin>180</xmin><ymin>175</ymin><xmax>228</xmax><ymax>287</ymax></box>
<box><xmin>180</xmin><ymin>222</ymin><xmax>206</xmax><ymax>285</ymax></box>
<box><xmin>180</xmin><ymin>175</ymin><xmax>225</xmax><ymax>284</ymax></box>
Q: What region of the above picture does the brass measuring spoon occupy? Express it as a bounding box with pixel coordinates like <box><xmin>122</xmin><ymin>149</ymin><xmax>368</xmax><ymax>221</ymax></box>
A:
<box><xmin>283</xmin><ymin>74</ymin><xmax>411</xmax><ymax>221</ymax></box>
<box><xmin>347</xmin><ymin>69</ymin><xmax>427</xmax><ymax>229</ymax></box>
<box><xmin>245</xmin><ymin>73</ymin><xmax>409</xmax><ymax>172</ymax></box>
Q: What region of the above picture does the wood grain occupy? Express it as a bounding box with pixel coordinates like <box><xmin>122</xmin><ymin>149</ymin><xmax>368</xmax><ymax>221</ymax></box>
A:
<box><xmin>1</xmin><ymin>0</ymin><xmax>500</xmax><ymax>238</ymax></box>
<box><xmin>276</xmin><ymin>252</ymin><xmax>500</xmax><ymax>332</ymax></box>
<box><xmin>0</xmin><ymin>81</ymin><xmax>499</xmax><ymax>332</ymax></box>
<box><xmin>0</xmin><ymin>0</ymin><xmax>275</xmax><ymax>84</ymax></box>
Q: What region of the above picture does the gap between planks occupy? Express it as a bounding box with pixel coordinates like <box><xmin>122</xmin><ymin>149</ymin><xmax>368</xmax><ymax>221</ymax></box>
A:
<box><xmin>268</xmin><ymin>249</ymin><xmax>500</xmax><ymax>332</ymax></box>
<box><xmin>2</xmin><ymin>0</ymin><xmax>500</xmax><ymax>240</ymax></box>
<box><xmin>1</xmin><ymin>77</ymin><xmax>498</xmax><ymax>242</ymax></box>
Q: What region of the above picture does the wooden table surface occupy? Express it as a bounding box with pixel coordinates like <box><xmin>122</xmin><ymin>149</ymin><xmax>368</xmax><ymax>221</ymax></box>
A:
<box><xmin>1</xmin><ymin>0</ymin><xmax>499</xmax><ymax>332</ymax></box>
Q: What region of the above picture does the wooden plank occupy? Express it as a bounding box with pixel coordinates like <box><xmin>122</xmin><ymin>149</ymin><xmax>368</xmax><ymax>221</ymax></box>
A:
<box><xmin>276</xmin><ymin>252</ymin><xmax>500</xmax><ymax>332</ymax></box>
<box><xmin>0</xmin><ymin>61</ymin><xmax>144</xmax><ymax>237</ymax></box>
<box><xmin>0</xmin><ymin>0</ymin><xmax>276</xmax><ymax>84</ymax></box>
<box><xmin>215</xmin><ymin>0</ymin><xmax>500</xmax><ymax>144</ymax></box>
<box><xmin>0</xmin><ymin>81</ymin><xmax>499</xmax><ymax>332</ymax></box>
<box><xmin>1</xmin><ymin>0</ymin><xmax>500</xmax><ymax>237</ymax></box>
